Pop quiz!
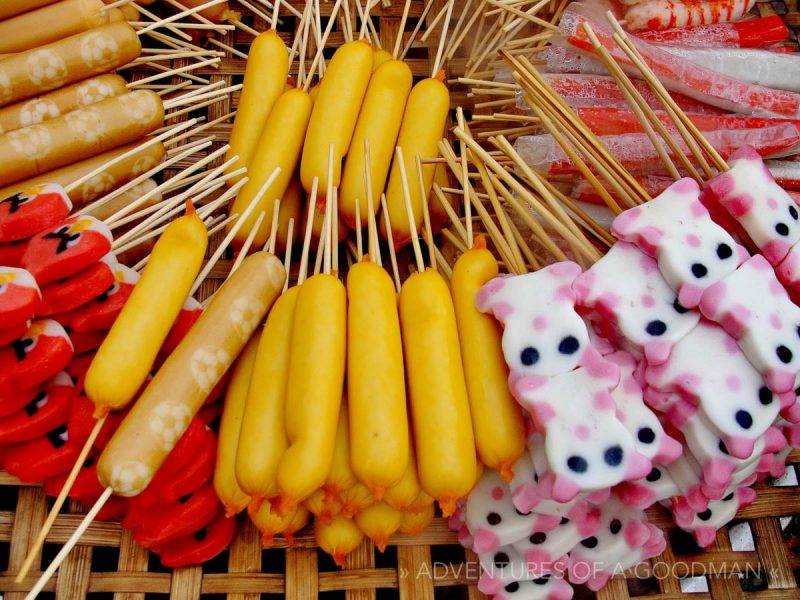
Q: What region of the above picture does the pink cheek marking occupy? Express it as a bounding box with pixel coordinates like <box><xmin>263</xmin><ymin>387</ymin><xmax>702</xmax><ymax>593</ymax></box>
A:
<box><xmin>575</xmin><ymin>424</ymin><xmax>591</xmax><ymax>440</ymax></box>
<box><xmin>592</xmin><ymin>391</ymin><xmax>615</xmax><ymax>411</ymax></box>
<box><xmin>555</xmin><ymin>284</ymin><xmax>576</xmax><ymax>302</ymax></box>
<box><xmin>725</xmin><ymin>374</ymin><xmax>742</xmax><ymax>392</ymax></box>
<box><xmin>769</xmin><ymin>278</ymin><xmax>785</xmax><ymax>295</ymax></box>
<box><xmin>491</xmin><ymin>301</ymin><xmax>514</xmax><ymax>320</ymax></box>
<box><xmin>641</xmin><ymin>294</ymin><xmax>656</xmax><ymax>308</ymax></box>
<box><xmin>770</xmin><ymin>313</ymin><xmax>782</xmax><ymax>329</ymax></box>
<box><xmin>686</xmin><ymin>234</ymin><xmax>701</xmax><ymax>248</ymax></box>
<box><xmin>639</xmin><ymin>253</ymin><xmax>660</xmax><ymax>274</ymax></box>
<box><xmin>767</xmin><ymin>197</ymin><xmax>779</xmax><ymax>210</ymax></box>
<box><xmin>532</xmin><ymin>401</ymin><xmax>557</xmax><ymax>424</ymax></box>
<box><xmin>690</xmin><ymin>200</ymin><xmax>708</xmax><ymax>219</ymax></box>
<box><xmin>724</xmin><ymin>195</ymin><xmax>754</xmax><ymax>218</ymax></box>
<box><xmin>491</xmin><ymin>486</ymin><xmax>504</xmax><ymax>501</ymax></box>
<box><xmin>707</xmin><ymin>172</ymin><xmax>735</xmax><ymax>199</ymax></box>
<box><xmin>533</xmin><ymin>315</ymin><xmax>548</xmax><ymax>331</ymax></box>
<box><xmin>672</xmin><ymin>177</ymin><xmax>700</xmax><ymax>195</ymax></box>
<box><xmin>722</xmin><ymin>332</ymin><xmax>741</xmax><ymax>354</ymax></box>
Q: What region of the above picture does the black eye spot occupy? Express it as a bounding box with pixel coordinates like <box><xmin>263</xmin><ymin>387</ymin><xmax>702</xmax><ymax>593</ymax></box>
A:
<box><xmin>487</xmin><ymin>512</ymin><xmax>502</xmax><ymax>526</ymax></box>
<box><xmin>777</xmin><ymin>345</ymin><xmax>794</xmax><ymax>364</ymax></box>
<box><xmin>520</xmin><ymin>346</ymin><xmax>539</xmax><ymax>366</ymax></box>
<box><xmin>646</xmin><ymin>320</ymin><xmax>667</xmax><ymax>336</ymax></box>
<box><xmin>494</xmin><ymin>552</ymin><xmax>510</xmax><ymax>567</ymax></box>
<box><xmin>638</xmin><ymin>427</ymin><xmax>656</xmax><ymax>444</ymax></box>
<box><xmin>581</xmin><ymin>536</ymin><xmax>598</xmax><ymax>549</ymax></box>
<box><xmin>697</xmin><ymin>509</ymin><xmax>712</xmax><ymax>521</ymax></box>
<box><xmin>722</xmin><ymin>492</ymin><xmax>734</xmax><ymax>502</ymax></box>
<box><xmin>515</xmin><ymin>507</ymin><xmax>532</xmax><ymax>516</ymax></box>
<box><xmin>716</xmin><ymin>244</ymin><xmax>733</xmax><ymax>259</ymax></box>
<box><xmin>691</xmin><ymin>263</ymin><xmax>708</xmax><ymax>278</ymax></box>
<box><xmin>567</xmin><ymin>456</ymin><xmax>588</xmax><ymax>473</ymax></box>
<box><xmin>718</xmin><ymin>440</ymin><xmax>729</xmax><ymax>455</ymax></box>
<box><xmin>533</xmin><ymin>473</ymin><xmax>539</xmax><ymax>483</ymax></box>
<box><xmin>610</xmin><ymin>519</ymin><xmax>622</xmax><ymax>534</ymax></box>
<box><xmin>504</xmin><ymin>582</ymin><xmax>520</xmax><ymax>593</ymax></box>
<box><xmin>797</xmin><ymin>325</ymin><xmax>800</xmax><ymax>339</ymax></box>
<box><xmin>529</xmin><ymin>532</ymin><xmax>547</xmax><ymax>545</ymax></box>
<box><xmin>604</xmin><ymin>446</ymin><xmax>624</xmax><ymax>467</ymax></box>
<box><xmin>533</xmin><ymin>576</ymin><xmax>551</xmax><ymax>585</ymax></box>
<box><xmin>646</xmin><ymin>468</ymin><xmax>661</xmax><ymax>482</ymax></box>
<box><xmin>558</xmin><ymin>335</ymin><xmax>580</xmax><ymax>355</ymax></box>
<box><xmin>673</xmin><ymin>298</ymin><xmax>689</xmax><ymax>314</ymax></box>
<box><xmin>759</xmin><ymin>386</ymin><xmax>773</xmax><ymax>405</ymax></box>
<box><xmin>735</xmin><ymin>410</ymin><xmax>753</xmax><ymax>430</ymax></box>
<box><xmin>776</xmin><ymin>223</ymin><xmax>790</xmax><ymax>236</ymax></box>
<box><xmin>791</xmin><ymin>205</ymin><xmax>799</xmax><ymax>220</ymax></box>
<box><xmin>560</xmin><ymin>517</ymin><xmax>570</xmax><ymax>525</ymax></box>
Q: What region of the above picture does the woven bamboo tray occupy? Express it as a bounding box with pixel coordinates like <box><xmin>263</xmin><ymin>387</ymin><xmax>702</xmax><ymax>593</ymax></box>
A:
<box><xmin>2</xmin><ymin>1</ymin><xmax>800</xmax><ymax>598</ymax></box>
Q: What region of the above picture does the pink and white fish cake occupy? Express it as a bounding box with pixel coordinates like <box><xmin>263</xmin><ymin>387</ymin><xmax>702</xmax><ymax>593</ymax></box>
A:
<box><xmin>615</xmin><ymin>465</ymin><xmax>680</xmax><ymax>510</ymax></box>
<box><xmin>511</xmin><ymin>508</ymin><xmax>601</xmax><ymax>576</ymax></box>
<box><xmin>775</xmin><ymin>241</ymin><xmax>800</xmax><ymax>300</ymax></box>
<box><xmin>702</xmin><ymin>146</ymin><xmax>800</xmax><ymax>266</ymax></box>
<box><xmin>670</xmin><ymin>486</ymin><xmax>757</xmax><ymax>548</ymax></box>
<box><xmin>567</xmin><ymin>496</ymin><xmax>653</xmax><ymax>588</ymax></box>
<box><xmin>490</xmin><ymin>575</ymin><xmax>574</xmax><ymax>600</ymax></box>
<box><xmin>509</xmin><ymin>451</ymin><xmax>590</xmax><ymax>522</ymax></box>
<box><xmin>606</xmin><ymin>351</ymin><xmax>683</xmax><ymax>464</ymax></box>
<box><xmin>476</xmin><ymin>262</ymin><xmax>601</xmax><ymax>379</ymax></box>
<box><xmin>645</xmin><ymin>320</ymin><xmax>788</xmax><ymax>459</ymax></box>
<box><xmin>478</xmin><ymin>545</ymin><xmax>573</xmax><ymax>596</ymax></box>
<box><xmin>512</xmin><ymin>361</ymin><xmax>652</xmax><ymax>502</ymax></box>
<box><xmin>467</xmin><ymin>469</ymin><xmax>551</xmax><ymax>554</ymax></box>
<box><xmin>573</xmin><ymin>242</ymin><xmax>700</xmax><ymax>365</ymax></box>
<box><xmin>663</xmin><ymin>453</ymin><xmax>709</xmax><ymax>512</ymax></box>
<box><xmin>581</xmin><ymin>522</ymin><xmax>665</xmax><ymax>592</ymax></box>
<box><xmin>612</xmin><ymin>177</ymin><xmax>748</xmax><ymax>309</ymax></box>
<box><xmin>700</xmin><ymin>254</ymin><xmax>800</xmax><ymax>394</ymax></box>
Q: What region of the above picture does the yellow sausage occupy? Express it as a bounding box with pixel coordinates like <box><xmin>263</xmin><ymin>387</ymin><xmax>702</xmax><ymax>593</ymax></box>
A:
<box><xmin>214</xmin><ymin>332</ymin><xmax>260</xmax><ymax>517</ymax></box>
<box><xmin>86</xmin><ymin>202</ymin><xmax>208</xmax><ymax>416</ymax></box>
<box><xmin>0</xmin><ymin>0</ymin><xmax>59</xmax><ymax>20</ymax></box>
<box><xmin>276</xmin><ymin>273</ymin><xmax>347</xmax><ymax>513</ymax></box>
<box><xmin>354</xmin><ymin>501</ymin><xmax>402</xmax><ymax>552</ymax></box>
<box><xmin>235</xmin><ymin>286</ymin><xmax>299</xmax><ymax>507</ymax></box>
<box><xmin>0</xmin><ymin>21</ymin><xmax>141</xmax><ymax>108</ymax></box>
<box><xmin>0</xmin><ymin>90</ymin><xmax>164</xmax><ymax>188</ymax></box>
<box><xmin>398</xmin><ymin>502</ymin><xmax>434</xmax><ymax>536</ymax></box>
<box><xmin>275</xmin><ymin>173</ymin><xmax>302</xmax><ymax>254</ymax></box>
<box><xmin>346</xmin><ymin>259</ymin><xmax>408</xmax><ymax>499</ymax></box>
<box><xmin>225</xmin><ymin>30</ymin><xmax>288</xmax><ymax>185</ymax></box>
<box><xmin>315</xmin><ymin>515</ymin><xmax>364</xmax><ymax>568</ymax></box>
<box><xmin>304</xmin><ymin>487</ymin><xmax>342</xmax><ymax>525</ymax></box>
<box><xmin>372</xmin><ymin>49</ymin><xmax>393</xmax><ymax>71</ymax></box>
<box><xmin>300</xmin><ymin>39</ymin><xmax>373</xmax><ymax>196</ymax></box>
<box><xmin>406</xmin><ymin>488</ymin><xmax>435</xmax><ymax>514</ymax></box>
<box><xmin>97</xmin><ymin>252</ymin><xmax>286</xmax><ymax>496</ymax></box>
<box><xmin>310</xmin><ymin>199</ymin><xmax>349</xmax><ymax>248</ymax></box>
<box><xmin>383</xmin><ymin>431</ymin><xmax>422</xmax><ymax>511</ymax></box>
<box><xmin>340</xmin><ymin>481</ymin><xmax>374</xmax><ymax>518</ymax></box>
<box><xmin>382</xmin><ymin>72</ymin><xmax>450</xmax><ymax>247</ymax></box>
<box><xmin>0</xmin><ymin>0</ymin><xmax>109</xmax><ymax>54</ymax></box>
<box><xmin>399</xmin><ymin>268</ymin><xmax>477</xmax><ymax>517</ymax></box>
<box><xmin>227</xmin><ymin>88</ymin><xmax>312</xmax><ymax>248</ymax></box>
<box><xmin>250</xmin><ymin>502</ymin><xmax>310</xmax><ymax>548</ymax></box>
<box><xmin>339</xmin><ymin>60</ymin><xmax>411</xmax><ymax>228</ymax></box>
<box><xmin>0</xmin><ymin>139</ymin><xmax>165</xmax><ymax>208</ymax></box>
<box><xmin>0</xmin><ymin>74</ymin><xmax>128</xmax><ymax>134</ymax></box>
<box><xmin>451</xmin><ymin>236</ymin><xmax>525</xmax><ymax>481</ymax></box>
<box><xmin>324</xmin><ymin>401</ymin><xmax>357</xmax><ymax>501</ymax></box>
<box><xmin>87</xmin><ymin>178</ymin><xmax>161</xmax><ymax>222</ymax></box>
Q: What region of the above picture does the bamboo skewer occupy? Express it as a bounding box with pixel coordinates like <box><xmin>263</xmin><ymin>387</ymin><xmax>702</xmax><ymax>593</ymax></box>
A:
<box><xmin>380</xmin><ymin>193</ymin><xmax>402</xmax><ymax>293</ymax></box>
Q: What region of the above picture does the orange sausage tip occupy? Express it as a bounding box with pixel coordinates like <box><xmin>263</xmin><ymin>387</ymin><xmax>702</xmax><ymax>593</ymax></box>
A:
<box><xmin>224</xmin><ymin>504</ymin><xmax>242</xmax><ymax>518</ymax></box>
<box><xmin>438</xmin><ymin>498</ymin><xmax>457</xmax><ymax>518</ymax></box>
<box><xmin>185</xmin><ymin>199</ymin><xmax>197</xmax><ymax>217</ymax></box>
<box><xmin>275</xmin><ymin>496</ymin><xmax>297</xmax><ymax>517</ymax></box>
<box><xmin>374</xmin><ymin>537</ymin><xmax>390</xmax><ymax>553</ymax></box>
<box><xmin>434</xmin><ymin>69</ymin><xmax>446</xmax><ymax>82</ymax></box>
<box><xmin>369</xmin><ymin>484</ymin><xmax>385</xmax><ymax>500</ymax></box>
<box><xmin>247</xmin><ymin>497</ymin><xmax>265</xmax><ymax>515</ymax></box>
<box><xmin>318</xmin><ymin>511</ymin><xmax>334</xmax><ymax>526</ymax></box>
<box><xmin>498</xmin><ymin>462</ymin><xmax>515</xmax><ymax>483</ymax></box>
<box><xmin>284</xmin><ymin>532</ymin><xmax>296</xmax><ymax>547</ymax></box>
<box><xmin>333</xmin><ymin>553</ymin><xmax>348</xmax><ymax>568</ymax></box>
<box><xmin>341</xmin><ymin>504</ymin><xmax>357</xmax><ymax>519</ymax></box>
<box><xmin>322</xmin><ymin>487</ymin><xmax>338</xmax><ymax>505</ymax></box>
<box><xmin>92</xmin><ymin>405</ymin><xmax>111</xmax><ymax>420</ymax></box>
<box><xmin>473</xmin><ymin>234</ymin><xmax>488</xmax><ymax>250</ymax></box>
<box><xmin>260</xmin><ymin>532</ymin><xmax>275</xmax><ymax>549</ymax></box>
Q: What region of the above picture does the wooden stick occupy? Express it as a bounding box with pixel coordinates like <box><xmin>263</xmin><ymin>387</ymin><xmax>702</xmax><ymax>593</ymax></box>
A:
<box><xmin>136</xmin><ymin>0</ymin><xmax>228</xmax><ymax>35</ymax></box>
<box><xmin>432</xmin><ymin>244</ymin><xmax>452</xmax><ymax>280</ymax></box>
<box><xmin>190</xmin><ymin>168</ymin><xmax>281</xmax><ymax>296</ymax></box>
<box><xmin>342</xmin><ymin>0</ymin><xmax>354</xmax><ymax>43</ymax></box>
<box><xmin>505</xmin><ymin>213</ymin><xmax>540</xmax><ymax>271</ymax></box>
<box><xmin>400</xmin><ymin>0</ymin><xmax>436</xmax><ymax>59</ymax></box>
<box><xmin>456</xmin><ymin>109</ymin><xmax>472</xmax><ymax>247</ymax></box>
<box><xmin>133</xmin><ymin>2</ymin><xmax>194</xmax><ymax>41</ymax></box>
<box><xmin>392</xmin><ymin>0</ymin><xmax>413</xmax><ymax>58</ymax></box>
<box><xmin>416</xmin><ymin>155</ymin><xmax>437</xmax><ymax>274</ymax></box>
<box><xmin>267</xmin><ymin>198</ymin><xmax>282</xmax><ymax>254</ymax></box>
<box><xmin>332</xmin><ymin>188</ymin><xmax>340</xmax><ymax>274</ymax></box>
<box><xmin>24</xmin><ymin>488</ymin><xmax>114</xmax><ymax>600</ymax></box>
<box><xmin>442</xmin><ymin>227</ymin><xmax>468</xmax><ymax>253</ymax></box>
<box><xmin>396</xmin><ymin>146</ymin><xmax>425</xmax><ymax>273</ymax></box>
<box><xmin>366</xmin><ymin>182</ymin><xmax>381</xmax><ymax>266</ymax></box>
<box><xmin>354</xmin><ymin>194</ymin><xmax>363</xmax><ymax>260</ymax></box>
<box><xmin>443</xmin><ymin>0</ymin><xmax>475</xmax><ymax>60</ymax></box>
<box><xmin>231</xmin><ymin>19</ymin><xmax>260</xmax><ymax>36</ymax></box>
<box><xmin>210</xmin><ymin>37</ymin><xmax>249</xmax><ymax>59</ymax></box>
<box><xmin>298</xmin><ymin>177</ymin><xmax>319</xmax><ymax>285</ymax></box>
<box><xmin>302</xmin><ymin>0</ymin><xmax>345</xmax><ymax>92</ymax></box>
<box><xmin>230</xmin><ymin>211</ymin><xmax>267</xmax><ymax>274</ymax></box>
<box><xmin>325</xmin><ymin>144</ymin><xmax>335</xmax><ymax>275</ymax></box>
<box><xmin>128</xmin><ymin>58</ymin><xmax>221</xmax><ymax>88</ymax></box>
<box><xmin>432</xmin><ymin>0</ymin><xmax>455</xmax><ymax>76</ymax></box>
<box><xmin>380</xmin><ymin>193</ymin><xmax>401</xmax><ymax>293</ymax></box>
<box><xmin>283</xmin><ymin>218</ymin><xmax>295</xmax><ymax>292</ymax></box>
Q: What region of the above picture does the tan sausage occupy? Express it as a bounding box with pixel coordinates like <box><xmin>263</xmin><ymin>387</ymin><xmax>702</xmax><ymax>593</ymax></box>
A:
<box><xmin>0</xmin><ymin>74</ymin><xmax>128</xmax><ymax>134</ymax></box>
<box><xmin>168</xmin><ymin>0</ymin><xmax>239</xmax><ymax>23</ymax></box>
<box><xmin>97</xmin><ymin>251</ymin><xmax>286</xmax><ymax>497</ymax></box>
<box><xmin>88</xmin><ymin>178</ymin><xmax>160</xmax><ymax>222</ymax></box>
<box><xmin>0</xmin><ymin>21</ymin><xmax>141</xmax><ymax>108</ymax></box>
<box><xmin>0</xmin><ymin>0</ymin><xmax>60</xmax><ymax>21</ymax></box>
<box><xmin>0</xmin><ymin>90</ymin><xmax>163</xmax><ymax>188</ymax></box>
<box><xmin>0</xmin><ymin>0</ymin><xmax>110</xmax><ymax>54</ymax></box>
<box><xmin>0</xmin><ymin>138</ymin><xmax>165</xmax><ymax>208</ymax></box>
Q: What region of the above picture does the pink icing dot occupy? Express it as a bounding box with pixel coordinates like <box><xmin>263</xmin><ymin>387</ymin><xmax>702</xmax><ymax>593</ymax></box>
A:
<box><xmin>592</xmin><ymin>391</ymin><xmax>615</xmax><ymax>411</ymax></box>
<box><xmin>640</xmin><ymin>294</ymin><xmax>655</xmax><ymax>308</ymax></box>
<box><xmin>491</xmin><ymin>301</ymin><xmax>514</xmax><ymax>320</ymax></box>
<box><xmin>770</xmin><ymin>313</ymin><xmax>782</xmax><ymax>329</ymax></box>
<box><xmin>671</xmin><ymin>177</ymin><xmax>699</xmax><ymax>195</ymax></box>
<box><xmin>725</xmin><ymin>374</ymin><xmax>742</xmax><ymax>392</ymax></box>
<box><xmin>491</xmin><ymin>486</ymin><xmax>504</xmax><ymax>501</ymax></box>
<box><xmin>769</xmin><ymin>278</ymin><xmax>785</xmax><ymax>295</ymax></box>
<box><xmin>685</xmin><ymin>234</ymin><xmax>701</xmax><ymax>248</ymax></box>
<box><xmin>767</xmin><ymin>197</ymin><xmax>779</xmax><ymax>210</ymax></box>
<box><xmin>690</xmin><ymin>200</ymin><xmax>708</xmax><ymax>219</ymax></box>
<box><xmin>575</xmin><ymin>424</ymin><xmax>591</xmax><ymax>440</ymax></box>
<box><xmin>533</xmin><ymin>315</ymin><xmax>548</xmax><ymax>331</ymax></box>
